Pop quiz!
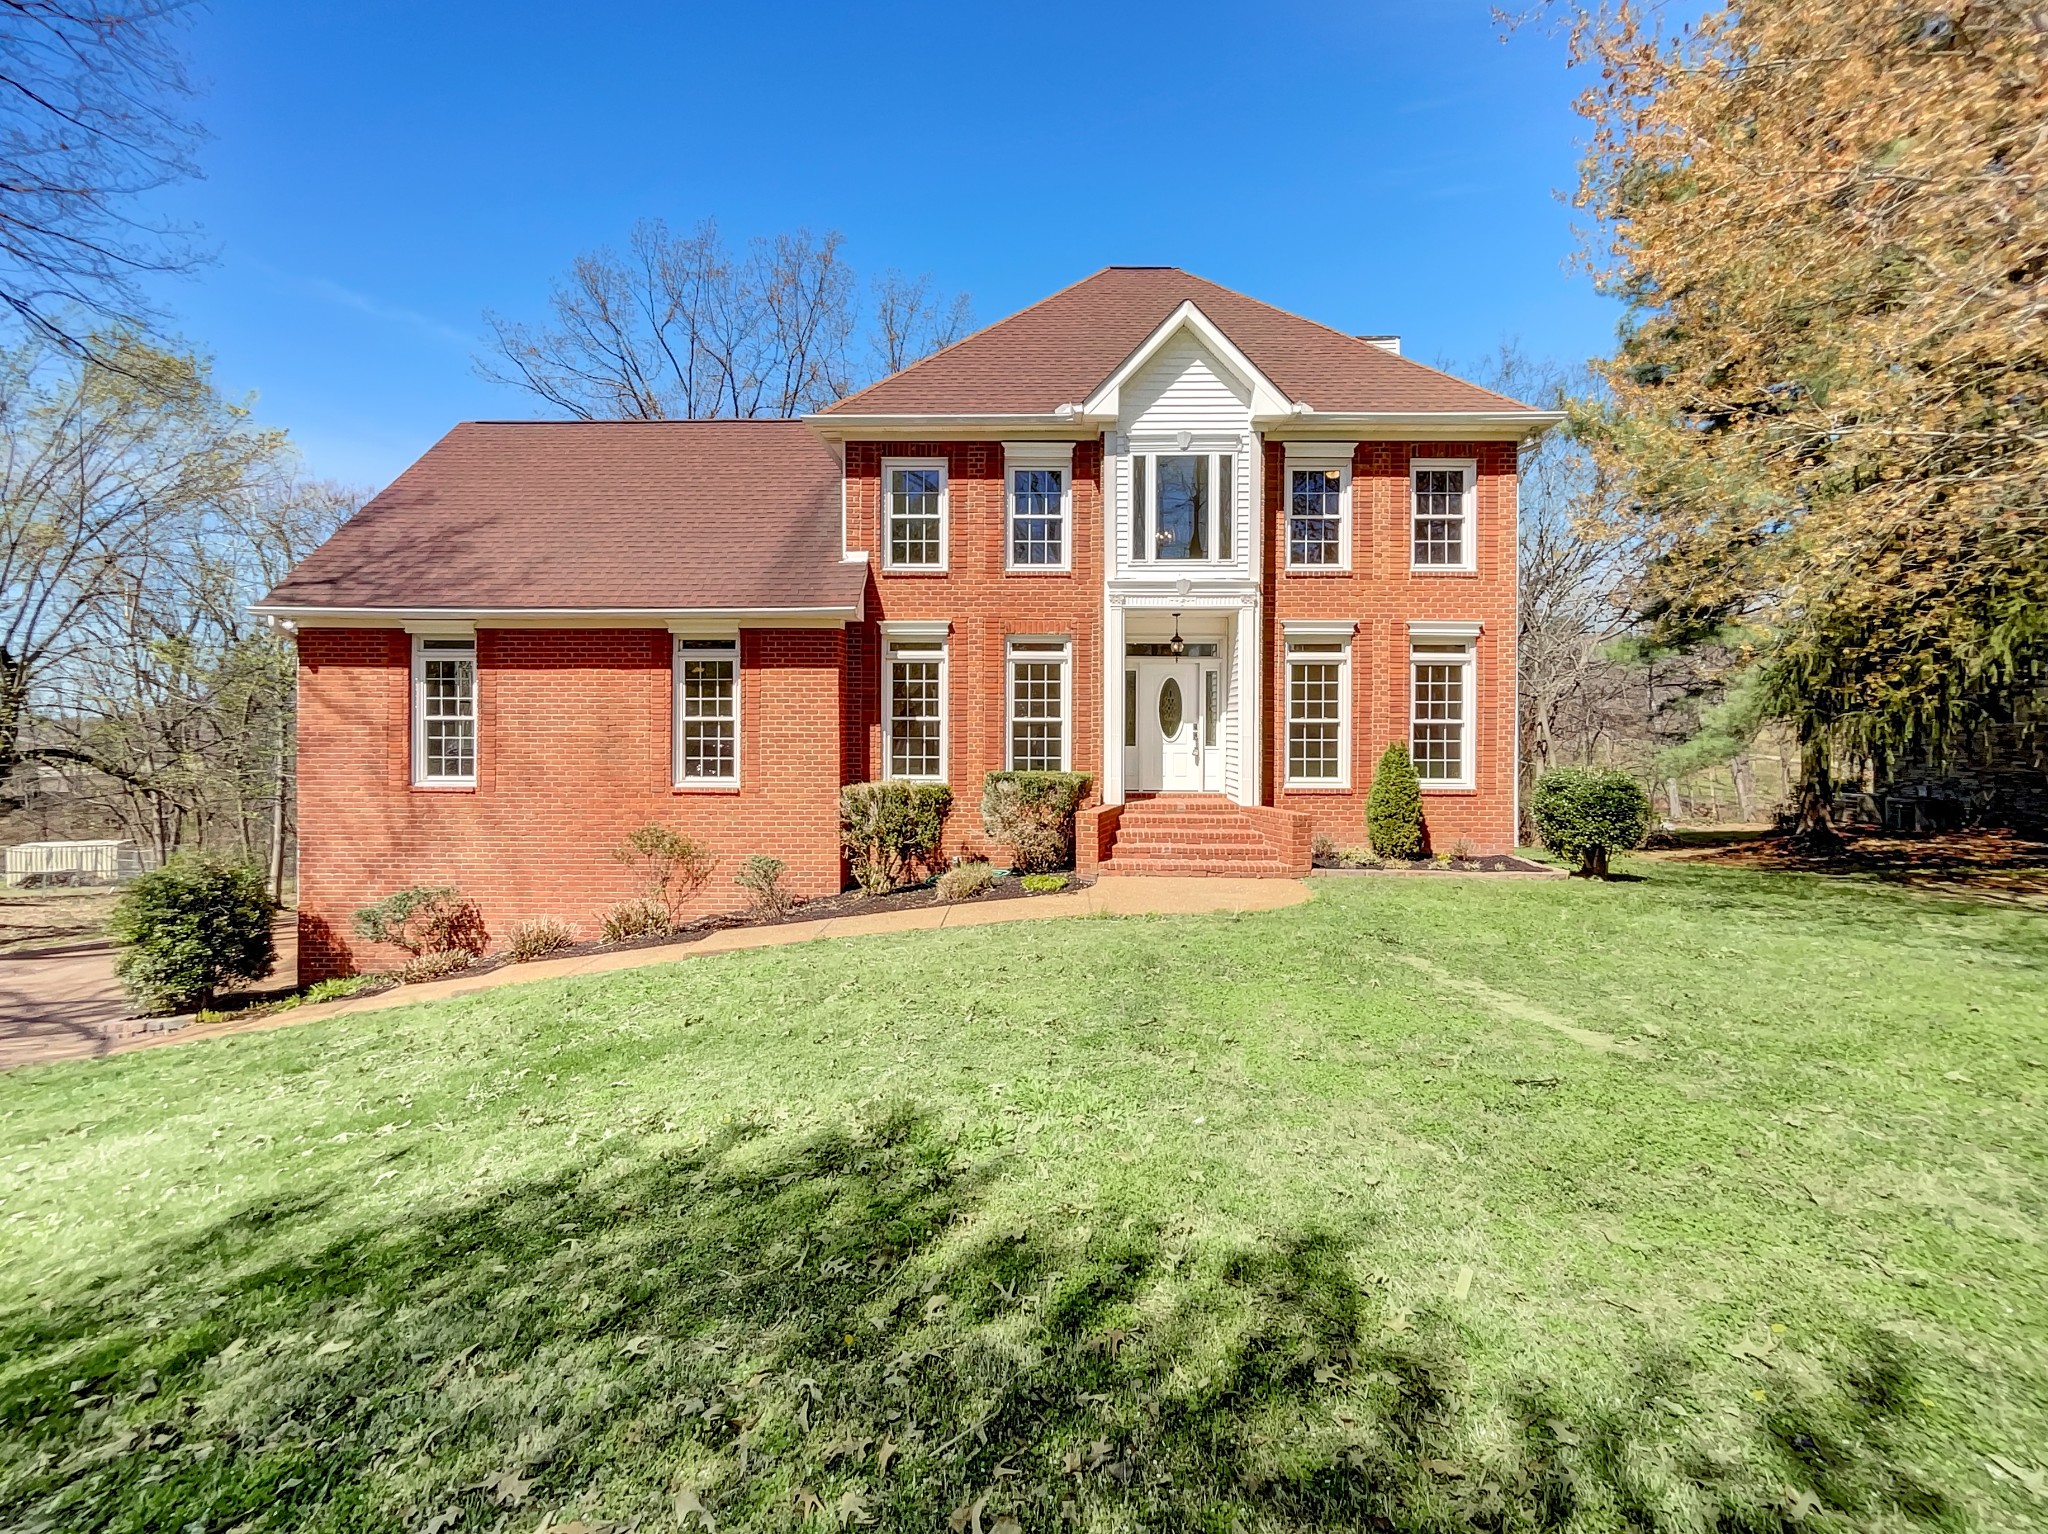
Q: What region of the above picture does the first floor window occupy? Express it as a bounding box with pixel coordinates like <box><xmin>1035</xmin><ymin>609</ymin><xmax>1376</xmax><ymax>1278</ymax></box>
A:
<box><xmin>1285</xmin><ymin>638</ymin><xmax>1347</xmax><ymax>785</ymax></box>
<box><xmin>1288</xmin><ymin>466</ymin><xmax>1344</xmax><ymax>566</ymax></box>
<box><xmin>885</xmin><ymin>637</ymin><xmax>946</xmax><ymax>779</ymax></box>
<box><xmin>1412</xmin><ymin>460</ymin><xmax>1474</xmax><ymax>569</ymax></box>
<box><xmin>413</xmin><ymin>636</ymin><xmax>476</xmax><ymax>785</ymax></box>
<box><xmin>674</xmin><ymin>638</ymin><xmax>738</xmax><ymax>784</ymax></box>
<box><xmin>884</xmin><ymin>460</ymin><xmax>947</xmax><ymax>569</ymax></box>
<box><xmin>1008</xmin><ymin>465</ymin><xmax>1066</xmax><ymax>567</ymax></box>
<box><xmin>1411</xmin><ymin>640</ymin><xmax>1472</xmax><ymax>785</ymax></box>
<box><xmin>1007</xmin><ymin>639</ymin><xmax>1069</xmax><ymax>771</ymax></box>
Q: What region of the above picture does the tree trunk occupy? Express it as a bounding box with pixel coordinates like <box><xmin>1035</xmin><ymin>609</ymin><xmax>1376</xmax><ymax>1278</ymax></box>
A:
<box><xmin>1663</xmin><ymin>777</ymin><xmax>1684</xmax><ymax>824</ymax></box>
<box><xmin>1791</xmin><ymin>729</ymin><xmax>1844</xmax><ymax>853</ymax></box>
<box><xmin>1582</xmin><ymin>846</ymin><xmax>1610</xmax><ymax>878</ymax></box>
<box><xmin>1731</xmin><ymin>754</ymin><xmax>1757</xmax><ymax>822</ymax></box>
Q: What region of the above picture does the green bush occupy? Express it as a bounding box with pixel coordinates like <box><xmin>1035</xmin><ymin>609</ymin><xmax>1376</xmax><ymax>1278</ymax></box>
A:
<box><xmin>1531</xmin><ymin>767</ymin><xmax>1652</xmax><ymax>877</ymax></box>
<box><xmin>980</xmin><ymin>770</ymin><xmax>1092</xmax><ymax>873</ymax></box>
<box><xmin>108</xmin><ymin>855</ymin><xmax>277</xmax><ymax>1014</ymax></box>
<box><xmin>1020</xmin><ymin>873</ymin><xmax>1068</xmax><ymax>893</ymax></box>
<box><xmin>734</xmin><ymin>854</ymin><xmax>793</xmax><ymax>919</ymax></box>
<box><xmin>935</xmin><ymin>861</ymin><xmax>998</xmax><ymax>902</ymax></box>
<box><xmin>300</xmin><ymin>975</ymin><xmax>371</xmax><ymax>1005</ymax></box>
<box><xmin>614</xmin><ymin>824</ymin><xmax>715</xmax><ymax>924</ymax></box>
<box><xmin>840</xmin><ymin>781</ymin><xmax>953</xmax><ymax>893</ymax></box>
<box><xmin>1367</xmin><ymin>742</ymin><xmax>1426</xmax><ymax>860</ymax></box>
<box><xmin>350</xmin><ymin>885</ymin><xmax>490</xmax><ymax>957</ymax></box>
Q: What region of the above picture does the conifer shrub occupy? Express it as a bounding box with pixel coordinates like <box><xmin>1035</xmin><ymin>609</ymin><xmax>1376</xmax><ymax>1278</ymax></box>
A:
<box><xmin>109</xmin><ymin>855</ymin><xmax>278</xmax><ymax>1014</ymax></box>
<box><xmin>1366</xmin><ymin>742</ymin><xmax>1426</xmax><ymax>860</ymax></box>
<box><xmin>1531</xmin><ymin>767</ymin><xmax>1651</xmax><ymax>877</ymax></box>
<box><xmin>840</xmin><ymin>781</ymin><xmax>953</xmax><ymax>893</ymax></box>
<box><xmin>980</xmin><ymin>770</ymin><xmax>1092</xmax><ymax>873</ymax></box>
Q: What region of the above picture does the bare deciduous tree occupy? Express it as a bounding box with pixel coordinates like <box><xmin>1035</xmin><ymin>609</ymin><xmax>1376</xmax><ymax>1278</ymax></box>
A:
<box><xmin>0</xmin><ymin>1</ymin><xmax>205</xmax><ymax>349</ymax></box>
<box><xmin>479</xmin><ymin>219</ymin><xmax>968</xmax><ymax>420</ymax></box>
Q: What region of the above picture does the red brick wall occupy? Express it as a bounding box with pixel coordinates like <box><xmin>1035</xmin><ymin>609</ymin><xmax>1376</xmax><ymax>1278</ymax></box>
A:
<box><xmin>295</xmin><ymin>625</ymin><xmax>846</xmax><ymax>980</ymax></box>
<box><xmin>1262</xmin><ymin>440</ymin><xmax>1520</xmax><ymax>854</ymax></box>
<box><xmin>842</xmin><ymin>440</ymin><xmax>1105</xmax><ymax>861</ymax></box>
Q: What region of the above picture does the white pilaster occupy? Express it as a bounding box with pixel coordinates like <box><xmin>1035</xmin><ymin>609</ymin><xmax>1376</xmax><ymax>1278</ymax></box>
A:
<box><xmin>1103</xmin><ymin>594</ymin><xmax>1126</xmax><ymax>804</ymax></box>
<box><xmin>1235</xmin><ymin>596</ymin><xmax>1261</xmax><ymax>807</ymax></box>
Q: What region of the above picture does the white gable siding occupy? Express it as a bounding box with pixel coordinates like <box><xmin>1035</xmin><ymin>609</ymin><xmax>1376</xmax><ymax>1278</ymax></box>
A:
<box><xmin>1122</xmin><ymin>334</ymin><xmax>1252</xmax><ymax>436</ymax></box>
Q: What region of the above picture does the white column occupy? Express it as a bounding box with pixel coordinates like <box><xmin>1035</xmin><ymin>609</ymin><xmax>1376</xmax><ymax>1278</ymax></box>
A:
<box><xmin>1235</xmin><ymin>598</ymin><xmax>1261</xmax><ymax>807</ymax></box>
<box><xmin>1102</xmin><ymin>596</ymin><xmax>1126</xmax><ymax>804</ymax></box>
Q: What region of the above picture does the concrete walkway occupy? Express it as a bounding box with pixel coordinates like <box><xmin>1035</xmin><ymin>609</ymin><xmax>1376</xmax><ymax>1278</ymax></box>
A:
<box><xmin>74</xmin><ymin>877</ymin><xmax>1310</xmax><ymax>1066</ymax></box>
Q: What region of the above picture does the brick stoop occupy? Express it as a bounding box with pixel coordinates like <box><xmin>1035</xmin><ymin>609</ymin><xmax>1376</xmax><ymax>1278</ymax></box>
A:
<box><xmin>1094</xmin><ymin>795</ymin><xmax>1313</xmax><ymax>879</ymax></box>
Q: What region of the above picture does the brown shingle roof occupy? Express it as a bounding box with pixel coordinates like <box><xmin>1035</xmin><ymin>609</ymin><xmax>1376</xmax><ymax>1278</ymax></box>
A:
<box><xmin>260</xmin><ymin>420</ymin><xmax>861</xmax><ymax>614</ymax></box>
<box><xmin>823</xmin><ymin>266</ymin><xmax>1539</xmax><ymax>417</ymax></box>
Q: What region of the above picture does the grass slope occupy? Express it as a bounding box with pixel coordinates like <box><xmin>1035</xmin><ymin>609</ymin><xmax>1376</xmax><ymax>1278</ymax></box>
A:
<box><xmin>1</xmin><ymin>862</ymin><xmax>2044</xmax><ymax>1533</ymax></box>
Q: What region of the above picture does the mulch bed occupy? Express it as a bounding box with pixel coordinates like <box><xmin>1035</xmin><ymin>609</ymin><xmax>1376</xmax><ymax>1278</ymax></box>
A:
<box><xmin>1312</xmin><ymin>853</ymin><xmax>1560</xmax><ymax>877</ymax></box>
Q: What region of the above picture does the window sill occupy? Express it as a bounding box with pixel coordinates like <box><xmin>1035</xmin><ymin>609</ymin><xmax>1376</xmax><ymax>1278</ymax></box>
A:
<box><xmin>1282</xmin><ymin>783</ymin><xmax>1353</xmax><ymax>794</ymax></box>
<box><xmin>1282</xmin><ymin>566</ymin><xmax>1354</xmax><ymax>577</ymax></box>
<box><xmin>1409</xmin><ymin>566</ymin><xmax>1481</xmax><ymax>577</ymax></box>
<box><xmin>1003</xmin><ymin>566</ymin><xmax>1074</xmax><ymax>576</ymax></box>
<box><xmin>411</xmin><ymin>783</ymin><xmax>478</xmax><ymax>794</ymax></box>
<box><xmin>673</xmin><ymin>783</ymin><xmax>741</xmax><ymax>795</ymax></box>
<box><xmin>1420</xmin><ymin>785</ymin><xmax>1479</xmax><ymax>795</ymax></box>
<box><xmin>878</xmin><ymin>565</ymin><xmax>951</xmax><ymax>577</ymax></box>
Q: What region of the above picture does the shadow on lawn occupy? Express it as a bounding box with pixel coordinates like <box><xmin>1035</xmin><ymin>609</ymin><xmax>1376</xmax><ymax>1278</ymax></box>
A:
<box><xmin>0</xmin><ymin>1106</ymin><xmax>1955</xmax><ymax>1533</ymax></box>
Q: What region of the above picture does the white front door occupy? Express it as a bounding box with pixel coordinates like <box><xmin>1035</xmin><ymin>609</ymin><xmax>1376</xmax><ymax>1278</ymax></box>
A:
<box><xmin>1136</xmin><ymin>661</ymin><xmax>1203</xmax><ymax>791</ymax></box>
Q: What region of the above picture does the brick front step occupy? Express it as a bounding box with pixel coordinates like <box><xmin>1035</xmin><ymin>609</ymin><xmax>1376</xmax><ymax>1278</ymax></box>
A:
<box><xmin>1098</xmin><ymin>797</ymin><xmax>1304</xmax><ymax>879</ymax></box>
<box><xmin>1098</xmin><ymin>859</ymin><xmax>1297</xmax><ymax>878</ymax></box>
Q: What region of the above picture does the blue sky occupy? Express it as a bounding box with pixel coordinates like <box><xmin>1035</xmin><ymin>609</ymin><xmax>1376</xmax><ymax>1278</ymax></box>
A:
<box><xmin>141</xmin><ymin>0</ymin><xmax>1616</xmax><ymax>490</ymax></box>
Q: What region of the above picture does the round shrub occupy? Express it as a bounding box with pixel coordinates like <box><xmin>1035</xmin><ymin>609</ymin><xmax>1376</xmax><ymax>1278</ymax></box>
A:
<box><xmin>109</xmin><ymin>855</ymin><xmax>278</xmax><ymax>1014</ymax></box>
<box><xmin>1531</xmin><ymin>767</ymin><xmax>1652</xmax><ymax>877</ymax></box>
<box><xmin>981</xmin><ymin>770</ymin><xmax>1092</xmax><ymax>873</ymax></box>
<box><xmin>1367</xmin><ymin>742</ymin><xmax>1425</xmax><ymax>860</ymax></box>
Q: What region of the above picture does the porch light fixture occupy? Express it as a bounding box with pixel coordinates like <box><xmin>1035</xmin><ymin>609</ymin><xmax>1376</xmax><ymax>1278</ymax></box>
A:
<box><xmin>1167</xmin><ymin>613</ymin><xmax>1186</xmax><ymax>657</ymax></box>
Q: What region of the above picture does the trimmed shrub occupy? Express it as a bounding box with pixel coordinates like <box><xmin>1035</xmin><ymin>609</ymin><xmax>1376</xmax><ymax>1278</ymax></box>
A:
<box><xmin>1531</xmin><ymin>767</ymin><xmax>1651</xmax><ymax>877</ymax></box>
<box><xmin>936</xmin><ymin>861</ymin><xmax>998</xmax><ymax>902</ymax></box>
<box><xmin>504</xmin><ymin>917</ymin><xmax>576</xmax><ymax>962</ymax></box>
<box><xmin>351</xmin><ymin>885</ymin><xmax>489</xmax><ymax>958</ymax></box>
<box><xmin>841</xmin><ymin>781</ymin><xmax>953</xmax><ymax>893</ymax></box>
<box><xmin>599</xmin><ymin>899</ymin><xmax>672</xmax><ymax>943</ymax></box>
<box><xmin>301</xmin><ymin>975</ymin><xmax>371</xmax><ymax>1005</ymax></box>
<box><xmin>1367</xmin><ymin>742</ymin><xmax>1426</xmax><ymax>860</ymax></box>
<box><xmin>614</xmin><ymin>824</ymin><xmax>715</xmax><ymax>925</ymax></box>
<box><xmin>980</xmin><ymin>770</ymin><xmax>1092</xmax><ymax>873</ymax></box>
<box><xmin>1019</xmin><ymin>873</ymin><xmax>1068</xmax><ymax>893</ymax></box>
<box><xmin>394</xmin><ymin>949</ymin><xmax>473</xmax><ymax>985</ymax></box>
<box><xmin>109</xmin><ymin>855</ymin><xmax>277</xmax><ymax>1014</ymax></box>
<box><xmin>734</xmin><ymin>854</ymin><xmax>794</xmax><ymax>919</ymax></box>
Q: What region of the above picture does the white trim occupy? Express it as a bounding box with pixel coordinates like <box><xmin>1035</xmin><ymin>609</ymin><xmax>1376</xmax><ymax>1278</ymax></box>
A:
<box><xmin>1126</xmin><ymin>447</ymin><xmax>1238</xmax><ymax>568</ymax></box>
<box><xmin>401</xmin><ymin>619</ymin><xmax>475</xmax><ymax>638</ymax></box>
<box><xmin>1082</xmin><ymin>301</ymin><xmax>1295</xmax><ymax>420</ymax></box>
<box><xmin>1282</xmin><ymin>445</ymin><xmax>1354</xmax><ymax>572</ymax></box>
<box><xmin>410</xmin><ymin>634</ymin><xmax>478</xmax><ymax>788</ymax></box>
<box><xmin>1409</xmin><ymin>456</ymin><xmax>1479</xmax><ymax>573</ymax></box>
<box><xmin>671</xmin><ymin>636</ymin><xmax>741</xmax><ymax>788</ymax></box>
<box><xmin>254</xmin><ymin>604</ymin><xmax>860</xmax><ymax>628</ymax></box>
<box><xmin>1002</xmin><ymin>442</ymin><xmax>1075</xmax><ymax>573</ymax></box>
<box><xmin>805</xmin><ymin>411</ymin><xmax>1092</xmax><ymax>441</ymax></box>
<box><xmin>807</xmin><ymin>409</ymin><xmax>1563</xmax><ymax>440</ymax></box>
<box><xmin>1266</xmin><ymin>410</ymin><xmax>1564</xmax><ymax>438</ymax></box>
<box><xmin>1282</xmin><ymin>629</ymin><xmax>1352</xmax><ymax>790</ymax></box>
<box><xmin>1004</xmin><ymin>635</ymin><xmax>1072</xmax><ymax>772</ymax></box>
<box><xmin>1408</xmin><ymin>632</ymin><xmax>1476</xmax><ymax>792</ymax></box>
<box><xmin>880</xmin><ymin>456</ymin><xmax>950</xmax><ymax>573</ymax></box>
<box><xmin>667</xmin><ymin>618</ymin><xmax>742</xmax><ymax>639</ymax></box>
<box><xmin>879</xmin><ymin>618</ymin><xmax>951</xmax><ymax>641</ymax></box>
<box><xmin>881</xmin><ymin>628</ymin><xmax>949</xmax><ymax>783</ymax></box>
<box><xmin>1406</xmin><ymin>619</ymin><xmax>1483</xmax><ymax>640</ymax></box>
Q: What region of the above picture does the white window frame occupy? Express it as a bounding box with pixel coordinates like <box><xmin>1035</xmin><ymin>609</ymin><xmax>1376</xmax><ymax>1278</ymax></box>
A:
<box><xmin>1410</xmin><ymin>456</ymin><xmax>1478</xmax><ymax>572</ymax></box>
<box><xmin>1005</xmin><ymin>636</ymin><xmax>1072</xmax><ymax>771</ymax></box>
<box><xmin>1003</xmin><ymin>443</ymin><xmax>1075</xmax><ymax>573</ymax></box>
<box><xmin>881</xmin><ymin>622</ymin><xmax>950</xmax><ymax>782</ymax></box>
<box><xmin>671</xmin><ymin>635</ymin><xmax>740</xmax><ymax>787</ymax></box>
<box><xmin>881</xmin><ymin>457</ymin><xmax>949</xmax><ymax>572</ymax></box>
<box><xmin>1129</xmin><ymin>448</ymin><xmax>1235</xmax><ymax>565</ymax></box>
<box><xmin>1283</xmin><ymin>445</ymin><xmax>1353</xmax><ymax>571</ymax></box>
<box><xmin>1407</xmin><ymin>621</ymin><xmax>1479</xmax><ymax>790</ymax></box>
<box><xmin>410</xmin><ymin>634</ymin><xmax>478</xmax><ymax>787</ymax></box>
<box><xmin>1281</xmin><ymin>621</ymin><xmax>1354</xmax><ymax>789</ymax></box>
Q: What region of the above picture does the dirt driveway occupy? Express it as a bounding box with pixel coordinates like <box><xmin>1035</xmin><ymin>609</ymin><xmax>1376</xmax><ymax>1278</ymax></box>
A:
<box><xmin>0</xmin><ymin>892</ymin><xmax>297</xmax><ymax>1069</ymax></box>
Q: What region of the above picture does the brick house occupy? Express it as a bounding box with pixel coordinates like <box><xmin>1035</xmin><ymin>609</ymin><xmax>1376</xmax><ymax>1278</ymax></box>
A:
<box><xmin>259</xmin><ymin>268</ymin><xmax>1559</xmax><ymax>979</ymax></box>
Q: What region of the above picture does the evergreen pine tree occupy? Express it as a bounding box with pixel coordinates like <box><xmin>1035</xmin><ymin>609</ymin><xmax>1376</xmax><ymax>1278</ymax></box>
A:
<box><xmin>1367</xmin><ymin>742</ymin><xmax>1425</xmax><ymax>860</ymax></box>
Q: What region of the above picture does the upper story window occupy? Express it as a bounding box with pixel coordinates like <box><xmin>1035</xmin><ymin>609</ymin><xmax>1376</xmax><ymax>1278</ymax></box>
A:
<box><xmin>674</xmin><ymin>638</ymin><xmax>739</xmax><ymax>786</ymax></box>
<box><xmin>883</xmin><ymin>458</ymin><xmax>948</xmax><ymax>571</ymax></box>
<box><xmin>1411</xmin><ymin>458</ymin><xmax>1477</xmax><ymax>570</ymax></box>
<box><xmin>883</xmin><ymin>629</ymin><xmax>948</xmax><ymax>781</ymax></box>
<box><xmin>1286</xmin><ymin>446</ymin><xmax>1353</xmax><ymax>569</ymax></box>
<box><xmin>1004</xmin><ymin>443</ymin><xmax>1074</xmax><ymax>571</ymax></box>
<box><xmin>1130</xmin><ymin>450</ymin><xmax>1233</xmax><ymax>563</ymax></box>
<box><xmin>412</xmin><ymin>636</ymin><xmax>476</xmax><ymax>786</ymax></box>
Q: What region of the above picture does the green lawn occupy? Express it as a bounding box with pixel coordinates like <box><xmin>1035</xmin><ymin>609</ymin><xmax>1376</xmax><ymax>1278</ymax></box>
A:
<box><xmin>3</xmin><ymin>862</ymin><xmax>2045</xmax><ymax>1533</ymax></box>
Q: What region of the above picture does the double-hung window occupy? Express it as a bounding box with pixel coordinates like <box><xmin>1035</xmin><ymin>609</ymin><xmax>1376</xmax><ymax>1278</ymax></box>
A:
<box><xmin>1283</xmin><ymin>626</ymin><xmax>1352</xmax><ymax>787</ymax></box>
<box><xmin>1409</xmin><ymin>629</ymin><xmax>1476</xmax><ymax>788</ymax></box>
<box><xmin>1129</xmin><ymin>449</ymin><xmax>1234</xmax><ymax>563</ymax></box>
<box><xmin>1285</xmin><ymin>447</ymin><xmax>1352</xmax><ymax>569</ymax></box>
<box><xmin>883</xmin><ymin>628</ymin><xmax>948</xmax><ymax>781</ymax></box>
<box><xmin>673</xmin><ymin>637</ymin><xmax>739</xmax><ymax>786</ymax></box>
<box><xmin>1007</xmin><ymin>638</ymin><xmax>1069</xmax><ymax>771</ymax></box>
<box><xmin>412</xmin><ymin>636</ymin><xmax>476</xmax><ymax>786</ymax></box>
<box><xmin>882</xmin><ymin>458</ymin><xmax>948</xmax><ymax>570</ymax></box>
<box><xmin>1004</xmin><ymin>444</ymin><xmax>1073</xmax><ymax>570</ymax></box>
<box><xmin>1411</xmin><ymin>458</ymin><xmax>1476</xmax><ymax>570</ymax></box>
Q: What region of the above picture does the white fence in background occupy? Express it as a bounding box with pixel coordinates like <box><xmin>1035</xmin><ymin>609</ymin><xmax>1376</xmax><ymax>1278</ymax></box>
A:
<box><xmin>4</xmin><ymin>840</ymin><xmax>146</xmax><ymax>887</ymax></box>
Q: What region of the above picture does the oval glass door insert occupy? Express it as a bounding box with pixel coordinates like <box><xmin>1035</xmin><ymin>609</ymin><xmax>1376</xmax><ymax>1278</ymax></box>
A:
<box><xmin>1158</xmin><ymin>677</ymin><xmax>1183</xmax><ymax>737</ymax></box>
